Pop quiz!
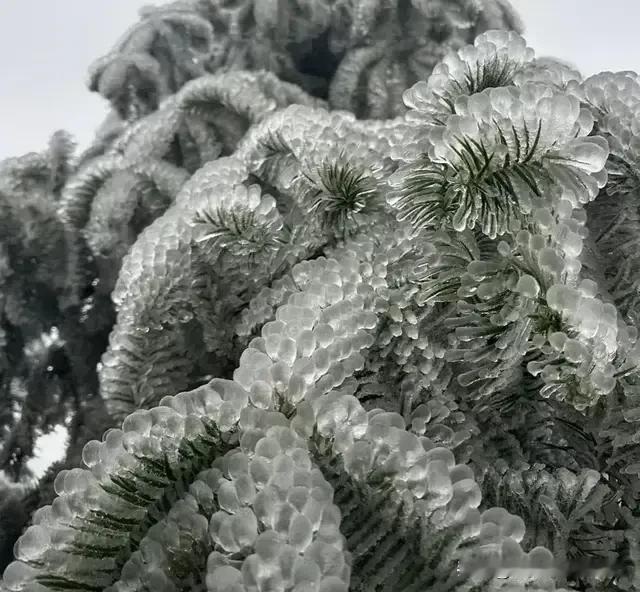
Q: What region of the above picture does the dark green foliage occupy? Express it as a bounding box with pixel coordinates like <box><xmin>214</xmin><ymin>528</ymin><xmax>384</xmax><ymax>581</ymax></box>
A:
<box><xmin>32</xmin><ymin>420</ymin><xmax>233</xmax><ymax>590</ymax></box>
<box><xmin>303</xmin><ymin>159</ymin><xmax>382</xmax><ymax>237</ymax></box>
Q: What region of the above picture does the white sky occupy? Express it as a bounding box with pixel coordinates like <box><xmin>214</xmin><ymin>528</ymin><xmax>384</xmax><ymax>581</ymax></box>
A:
<box><xmin>0</xmin><ymin>1</ymin><xmax>639</xmax><ymax>160</ymax></box>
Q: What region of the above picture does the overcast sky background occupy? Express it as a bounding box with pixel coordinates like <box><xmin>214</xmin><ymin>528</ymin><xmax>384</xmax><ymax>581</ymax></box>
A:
<box><xmin>1</xmin><ymin>1</ymin><xmax>639</xmax><ymax>161</ymax></box>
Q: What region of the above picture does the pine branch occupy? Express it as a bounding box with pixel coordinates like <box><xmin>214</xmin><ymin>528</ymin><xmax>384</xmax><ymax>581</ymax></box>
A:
<box><xmin>302</xmin><ymin>158</ymin><xmax>382</xmax><ymax>238</ymax></box>
<box><xmin>193</xmin><ymin>205</ymin><xmax>283</xmax><ymax>258</ymax></box>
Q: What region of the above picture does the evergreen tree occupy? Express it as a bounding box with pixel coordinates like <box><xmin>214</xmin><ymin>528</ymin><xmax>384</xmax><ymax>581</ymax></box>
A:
<box><xmin>1</xmin><ymin>1</ymin><xmax>640</xmax><ymax>590</ymax></box>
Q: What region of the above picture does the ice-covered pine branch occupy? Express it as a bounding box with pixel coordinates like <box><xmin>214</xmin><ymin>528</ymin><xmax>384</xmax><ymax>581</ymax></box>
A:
<box><xmin>1</xmin><ymin>1</ymin><xmax>640</xmax><ymax>591</ymax></box>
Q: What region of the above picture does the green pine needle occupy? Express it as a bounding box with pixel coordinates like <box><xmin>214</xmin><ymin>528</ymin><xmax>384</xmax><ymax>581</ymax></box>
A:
<box><xmin>304</xmin><ymin>159</ymin><xmax>381</xmax><ymax>237</ymax></box>
<box><xmin>457</xmin><ymin>54</ymin><xmax>523</xmax><ymax>96</ymax></box>
<box><xmin>528</xmin><ymin>306</ymin><xmax>565</xmax><ymax>335</ymax></box>
<box><xmin>393</xmin><ymin>160</ymin><xmax>456</xmax><ymax>230</ymax></box>
<box><xmin>256</xmin><ymin>129</ymin><xmax>300</xmax><ymax>182</ymax></box>
<box><xmin>432</xmin><ymin>55</ymin><xmax>525</xmax><ymax>116</ymax></box>
<box><xmin>194</xmin><ymin>205</ymin><xmax>282</xmax><ymax>257</ymax></box>
<box><xmin>395</xmin><ymin>121</ymin><xmax>551</xmax><ymax>237</ymax></box>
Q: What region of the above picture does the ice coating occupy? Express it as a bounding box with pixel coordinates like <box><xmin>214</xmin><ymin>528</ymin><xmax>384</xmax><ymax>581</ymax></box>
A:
<box><xmin>6</xmin><ymin>5</ymin><xmax>640</xmax><ymax>590</ymax></box>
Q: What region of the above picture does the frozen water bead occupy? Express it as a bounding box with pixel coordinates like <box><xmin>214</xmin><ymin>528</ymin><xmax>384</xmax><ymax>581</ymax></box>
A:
<box><xmin>440</xmin><ymin>85</ymin><xmax>605</xmax><ymax>175</ymax></box>
<box><xmin>102</xmin><ymin>93</ymin><xmax>184</xmax><ymax>163</ymax></box>
<box><xmin>580</xmin><ymin>71</ymin><xmax>640</xmax><ymax>114</ymax></box>
<box><xmin>82</xmin><ymin>162</ymin><xmax>188</xmax><ymax>268</ymax></box>
<box><xmin>192</xmin><ymin>184</ymin><xmax>284</xmax><ymax>251</ymax></box>
<box><xmin>205</xmin><ymin>421</ymin><xmax>350</xmax><ymax>592</ymax></box>
<box><xmin>233</xmin><ymin>253</ymin><xmax>380</xmax><ymax>410</ymax></box>
<box><xmin>111</xmin><ymin>494</ymin><xmax>209</xmax><ymax>592</ymax></box>
<box><xmin>175</xmin><ymin>71</ymin><xmax>291</xmax><ymax>126</ymax></box>
<box><xmin>304</xmin><ymin>388</ymin><xmax>482</xmax><ymax>526</ymax></box>
<box><xmin>238</xmin><ymin>248</ymin><xmax>373</xmax><ymax>340</ymax></box>
<box><xmin>179</xmin><ymin>154</ymin><xmax>252</xmax><ymax>207</ymax></box>
<box><xmin>310</xmin><ymin>392</ymin><xmax>369</xmax><ymax>452</ymax></box>
<box><xmin>514</xmin><ymin>274</ymin><xmax>540</xmax><ymax>298</ymax></box>
<box><xmin>103</xmin><ymin>155</ymin><xmax>280</xmax><ymax>415</ymax></box>
<box><xmin>598</xmin><ymin>108</ymin><xmax>640</xmax><ymax>191</ymax></box>
<box><xmin>534</xmin><ymin>335</ymin><xmax>618</xmax><ymax>405</ymax></box>
<box><xmin>13</xmin><ymin>525</ymin><xmax>51</xmax><ymax>564</ymax></box>
<box><xmin>300</xmin><ymin>147</ymin><xmax>387</xmax><ymax>207</ymax></box>
<box><xmin>545</xmin><ymin>284</ymin><xmax>618</xmax><ymax>354</ymax></box>
<box><xmin>4</xmin><ymin>378</ymin><xmax>254</xmax><ymax>586</ymax></box>
<box><xmin>530</xmin><ymin>201</ymin><xmax>588</xmax><ymax>265</ymax></box>
<box><xmin>301</xmin><ymin>391</ymin><xmax>531</xmax><ymax>582</ymax></box>
<box><xmin>111</xmin><ymin>203</ymin><xmax>201</xmax><ymax>314</ymax></box>
<box><xmin>123</xmin><ymin>384</ymin><xmax>240</xmax><ymax>456</ymax></box>
<box><xmin>207</xmin><ymin>542</ymin><xmax>350</xmax><ymax>592</ymax></box>
<box><xmin>236</xmin><ymin>276</ymin><xmax>300</xmax><ymax>337</ymax></box>
<box><xmin>2</xmin><ymin>562</ymin><xmax>50</xmax><ymax>592</ymax></box>
<box><xmin>460</xmin><ymin>535</ymin><xmax>557</xmax><ymax>587</ymax></box>
<box><xmin>102</xmin><ymin>408</ymin><xmax>348</xmax><ymax>590</ymax></box>
<box><xmin>493</xmin><ymin>540</ymin><xmax>557</xmax><ymax>582</ymax></box>
<box><xmin>108</xmin><ymin>152</ymin><xmax>258</xmax><ymax>316</ymax></box>
<box><xmin>403</xmin><ymin>30</ymin><xmax>535</xmax><ymax>120</ymax></box>
<box><xmin>79</xmin><ymin>428</ymin><xmax>136</xmax><ymax>482</ymax></box>
<box><xmin>478</xmin><ymin>507</ymin><xmax>527</xmax><ymax>543</ymax></box>
<box><xmin>408</xmin><ymin>398</ymin><xmax>464</xmax><ymax>441</ymax></box>
<box><xmin>6</xmin><ymin>482</ymin><xmax>123</xmax><ymax>590</ymax></box>
<box><xmin>240</xmin><ymin>105</ymin><xmax>389</xmax><ymax>196</ymax></box>
<box><xmin>514</xmin><ymin>57</ymin><xmax>582</xmax><ymax>90</ymax></box>
<box><xmin>389</xmin><ymin>87</ymin><xmax>607</xmax><ymax>238</ymax></box>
